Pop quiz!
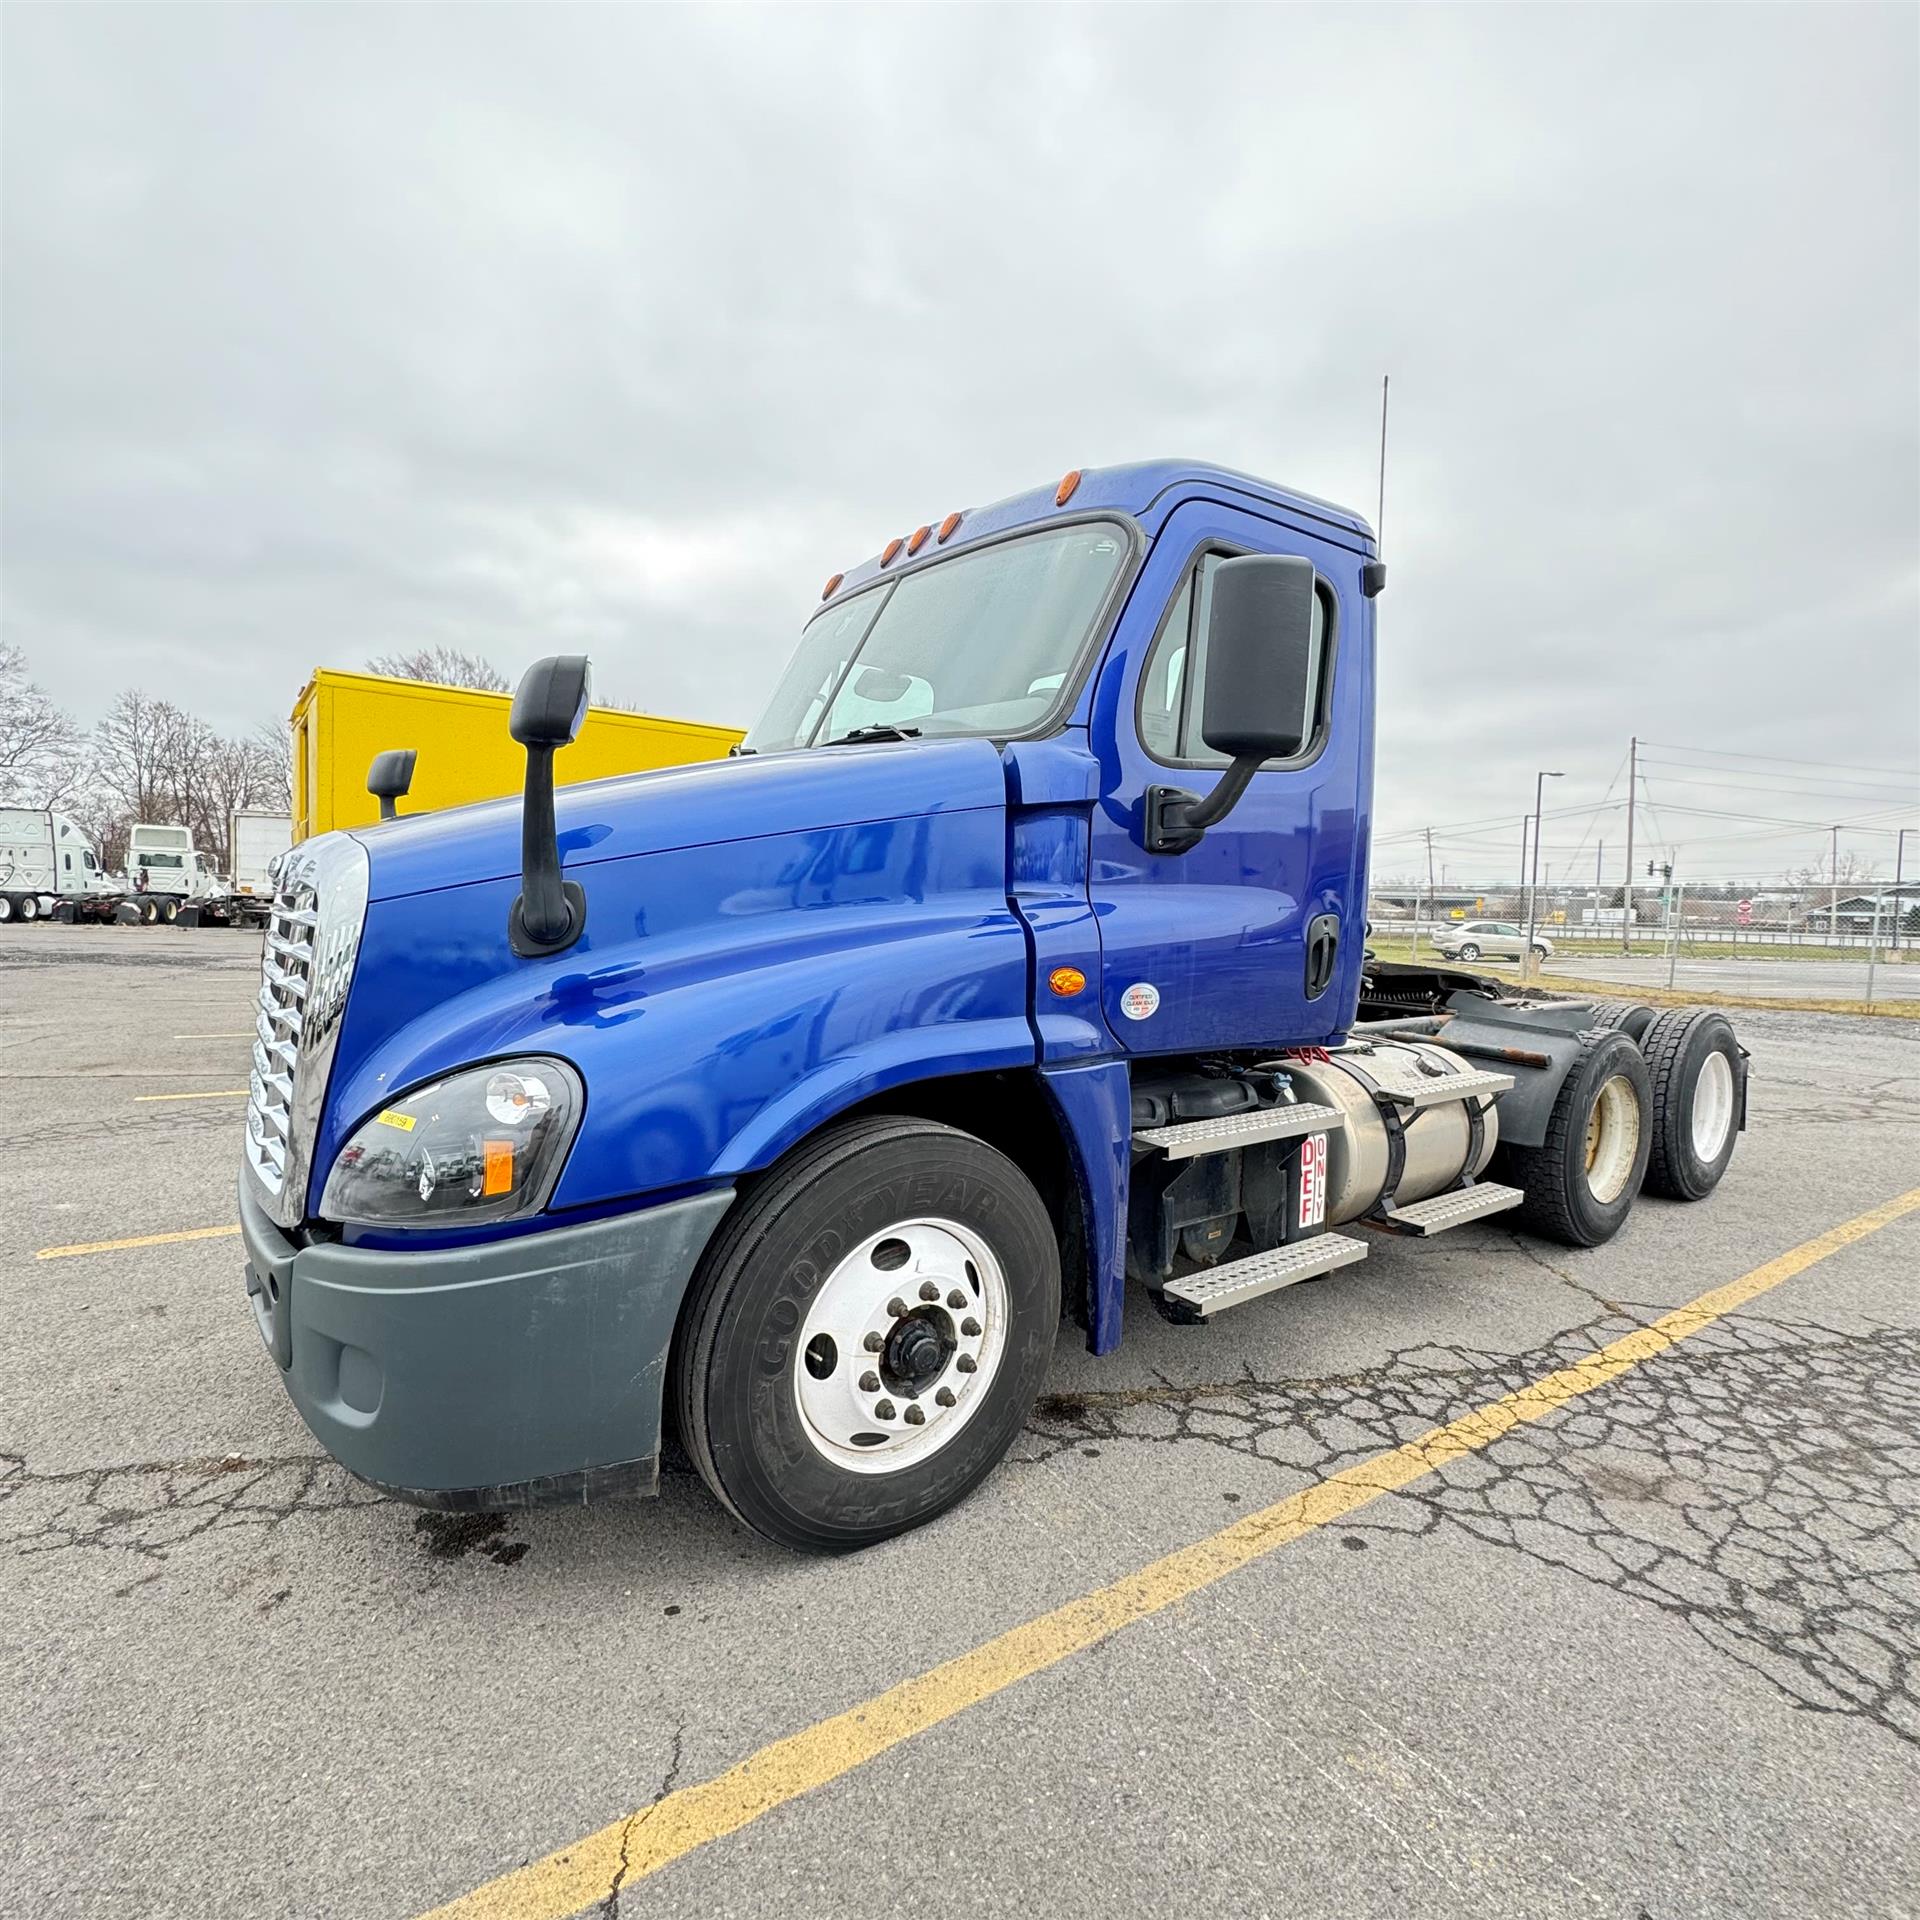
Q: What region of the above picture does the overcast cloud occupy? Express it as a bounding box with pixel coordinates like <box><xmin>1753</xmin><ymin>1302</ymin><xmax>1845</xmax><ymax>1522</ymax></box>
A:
<box><xmin>3</xmin><ymin>2</ymin><xmax>1916</xmax><ymax>887</ymax></box>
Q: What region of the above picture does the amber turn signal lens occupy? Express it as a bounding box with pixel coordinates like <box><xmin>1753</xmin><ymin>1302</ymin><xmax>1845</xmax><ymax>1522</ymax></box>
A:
<box><xmin>881</xmin><ymin>537</ymin><xmax>904</xmax><ymax>566</ymax></box>
<box><xmin>1047</xmin><ymin>966</ymin><xmax>1087</xmax><ymax>998</ymax></box>
<box><xmin>481</xmin><ymin>1138</ymin><xmax>515</xmax><ymax>1196</ymax></box>
<box><xmin>1055</xmin><ymin>469</ymin><xmax>1082</xmax><ymax>506</ymax></box>
<box><xmin>821</xmin><ymin>572</ymin><xmax>843</xmax><ymax>600</ymax></box>
<box><xmin>937</xmin><ymin>512</ymin><xmax>962</xmax><ymax>542</ymax></box>
<box><xmin>907</xmin><ymin>524</ymin><xmax>931</xmax><ymax>555</ymax></box>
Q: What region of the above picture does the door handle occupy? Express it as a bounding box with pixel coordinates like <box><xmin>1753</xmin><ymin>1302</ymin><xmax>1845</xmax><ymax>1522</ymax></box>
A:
<box><xmin>1305</xmin><ymin>913</ymin><xmax>1339</xmax><ymax>1000</ymax></box>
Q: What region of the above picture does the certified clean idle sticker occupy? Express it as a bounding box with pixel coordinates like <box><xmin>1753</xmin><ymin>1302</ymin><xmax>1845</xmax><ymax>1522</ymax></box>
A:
<box><xmin>1120</xmin><ymin>981</ymin><xmax>1161</xmax><ymax>1021</ymax></box>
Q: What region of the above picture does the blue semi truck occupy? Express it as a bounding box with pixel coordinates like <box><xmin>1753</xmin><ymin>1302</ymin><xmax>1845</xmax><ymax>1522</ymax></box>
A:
<box><xmin>238</xmin><ymin>460</ymin><xmax>1747</xmax><ymax>1550</ymax></box>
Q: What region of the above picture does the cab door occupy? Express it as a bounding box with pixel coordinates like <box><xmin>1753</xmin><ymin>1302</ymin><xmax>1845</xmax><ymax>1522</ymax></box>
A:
<box><xmin>1083</xmin><ymin>497</ymin><xmax>1371</xmax><ymax>1056</ymax></box>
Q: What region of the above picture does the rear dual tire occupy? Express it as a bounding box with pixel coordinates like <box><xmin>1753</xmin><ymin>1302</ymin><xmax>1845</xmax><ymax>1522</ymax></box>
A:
<box><xmin>674</xmin><ymin>1117</ymin><xmax>1059</xmax><ymax>1553</ymax></box>
<box><xmin>1640</xmin><ymin>1009</ymin><xmax>1742</xmax><ymax>1201</ymax></box>
<box><xmin>1497</xmin><ymin>1030</ymin><xmax>1652</xmax><ymax>1247</ymax></box>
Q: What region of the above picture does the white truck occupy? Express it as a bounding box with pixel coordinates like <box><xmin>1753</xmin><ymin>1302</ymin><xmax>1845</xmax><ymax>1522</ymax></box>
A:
<box><xmin>125</xmin><ymin>822</ymin><xmax>226</xmax><ymax>922</ymax></box>
<box><xmin>224</xmin><ymin>810</ymin><xmax>293</xmax><ymax>920</ymax></box>
<box><xmin>0</xmin><ymin>809</ymin><xmax>117</xmax><ymax>922</ymax></box>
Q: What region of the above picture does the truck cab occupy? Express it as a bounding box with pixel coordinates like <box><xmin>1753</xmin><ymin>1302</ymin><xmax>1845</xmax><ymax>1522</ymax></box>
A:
<box><xmin>236</xmin><ymin>460</ymin><xmax>1744</xmax><ymax>1550</ymax></box>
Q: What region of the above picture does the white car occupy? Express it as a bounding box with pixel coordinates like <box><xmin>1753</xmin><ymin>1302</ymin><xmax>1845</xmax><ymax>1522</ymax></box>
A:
<box><xmin>1435</xmin><ymin>920</ymin><xmax>1554</xmax><ymax>964</ymax></box>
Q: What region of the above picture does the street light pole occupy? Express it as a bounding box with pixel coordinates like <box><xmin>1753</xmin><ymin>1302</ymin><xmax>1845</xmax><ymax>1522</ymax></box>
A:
<box><xmin>1896</xmin><ymin>827</ymin><xmax>1911</xmax><ymax>956</ymax></box>
<box><xmin>1524</xmin><ymin>770</ymin><xmax>1563</xmax><ymax>980</ymax></box>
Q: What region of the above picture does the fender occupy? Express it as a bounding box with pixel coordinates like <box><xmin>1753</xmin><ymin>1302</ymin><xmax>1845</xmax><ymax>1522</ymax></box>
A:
<box><xmin>316</xmin><ymin>797</ymin><xmax>1035</xmax><ymax>1218</ymax></box>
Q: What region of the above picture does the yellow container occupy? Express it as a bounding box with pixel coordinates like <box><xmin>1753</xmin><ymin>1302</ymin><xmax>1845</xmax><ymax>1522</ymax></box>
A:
<box><xmin>289</xmin><ymin>670</ymin><xmax>743</xmax><ymax>843</ymax></box>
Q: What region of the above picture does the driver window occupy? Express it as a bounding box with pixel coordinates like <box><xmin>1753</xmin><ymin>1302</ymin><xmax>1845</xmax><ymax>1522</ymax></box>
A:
<box><xmin>1140</xmin><ymin>552</ymin><xmax>1329</xmax><ymax>766</ymax></box>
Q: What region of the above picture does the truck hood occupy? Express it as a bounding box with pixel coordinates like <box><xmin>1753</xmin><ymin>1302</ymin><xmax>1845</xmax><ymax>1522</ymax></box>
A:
<box><xmin>351</xmin><ymin>735</ymin><xmax>1011</xmax><ymax>904</ymax></box>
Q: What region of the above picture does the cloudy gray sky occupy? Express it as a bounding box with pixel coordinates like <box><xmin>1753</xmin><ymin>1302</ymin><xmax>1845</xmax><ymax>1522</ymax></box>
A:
<box><xmin>4</xmin><ymin>2</ymin><xmax>1916</xmax><ymax>889</ymax></box>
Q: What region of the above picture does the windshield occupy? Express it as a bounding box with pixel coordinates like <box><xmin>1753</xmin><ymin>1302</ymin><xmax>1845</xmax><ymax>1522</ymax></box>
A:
<box><xmin>743</xmin><ymin>520</ymin><xmax>1129</xmax><ymax>752</ymax></box>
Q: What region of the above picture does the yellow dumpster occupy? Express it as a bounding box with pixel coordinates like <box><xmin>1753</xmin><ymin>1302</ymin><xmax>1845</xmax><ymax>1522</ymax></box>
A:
<box><xmin>289</xmin><ymin>669</ymin><xmax>743</xmax><ymax>843</ymax></box>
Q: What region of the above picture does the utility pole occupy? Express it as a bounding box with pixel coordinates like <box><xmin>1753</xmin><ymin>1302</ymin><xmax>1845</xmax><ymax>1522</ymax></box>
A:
<box><xmin>1621</xmin><ymin>735</ymin><xmax>1636</xmax><ymax>954</ymax></box>
<box><xmin>1525</xmin><ymin>770</ymin><xmax>1563</xmax><ymax>979</ymax></box>
<box><xmin>1830</xmin><ymin>824</ymin><xmax>1840</xmax><ymax>943</ymax></box>
<box><xmin>1895</xmin><ymin>827</ymin><xmax>1911</xmax><ymax>956</ymax></box>
<box><xmin>1422</xmin><ymin>825</ymin><xmax>1436</xmax><ymax>960</ymax></box>
<box><xmin>1518</xmin><ymin>814</ymin><xmax>1529</xmax><ymax>912</ymax></box>
<box><xmin>1594</xmin><ymin>840</ymin><xmax>1604</xmax><ymax>947</ymax></box>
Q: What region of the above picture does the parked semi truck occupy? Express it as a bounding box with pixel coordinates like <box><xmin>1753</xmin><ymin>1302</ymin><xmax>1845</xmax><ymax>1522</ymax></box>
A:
<box><xmin>0</xmin><ymin>808</ymin><xmax>115</xmax><ymax>921</ymax></box>
<box><xmin>289</xmin><ymin>667</ymin><xmax>743</xmax><ymax>842</ymax></box>
<box><xmin>236</xmin><ymin>460</ymin><xmax>1748</xmax><ymax>1551</ymax></box>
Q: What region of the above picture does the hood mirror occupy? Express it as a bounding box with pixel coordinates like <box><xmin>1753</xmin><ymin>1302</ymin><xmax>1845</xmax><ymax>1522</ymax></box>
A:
<box><xmin>508</xmin><ymin>654</ymin><xmax>591</xmax><ymax>958</ymax></box>
<box><xmin>367</xmin><ymin>748</ymin><xmax>418</xmax><ymax>821</ymax></box>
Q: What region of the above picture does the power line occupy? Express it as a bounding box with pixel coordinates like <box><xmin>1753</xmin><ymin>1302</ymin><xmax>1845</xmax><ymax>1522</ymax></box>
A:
<box><xmin>1639</xmin><ymin>740</ymin><xmax>1920</xmax><ymax>781</ymax></box>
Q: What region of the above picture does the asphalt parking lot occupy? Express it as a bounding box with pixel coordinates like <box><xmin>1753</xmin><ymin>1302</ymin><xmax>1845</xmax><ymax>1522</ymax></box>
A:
<box><xmin>4</xmin><ymin>923</ymin><xmax>1918</xmax><ymax>1920</ymax></box>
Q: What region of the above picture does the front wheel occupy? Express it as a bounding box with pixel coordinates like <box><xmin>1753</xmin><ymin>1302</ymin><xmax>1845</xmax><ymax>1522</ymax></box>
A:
<box><xmin>1530</xmin><ymin>943</ymin><xmax>1549</xmax><ymax>960</ymax></box>
<box><xmin>1456</xmin><ymin>941</ymin><xmax>1481</xmax><ymax>961</ymax></box>
<box><xmin>674</xmin><ymin>1116</ymin><xmax>1061</xmax><ymax>1551</ymax></box>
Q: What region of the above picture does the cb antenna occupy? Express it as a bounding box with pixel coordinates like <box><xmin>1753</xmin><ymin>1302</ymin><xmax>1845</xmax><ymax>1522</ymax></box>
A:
<box><xmin>1376</xmin><ymin>373</ymin><xmax>1390</xmax><ymax>550</ymax></box>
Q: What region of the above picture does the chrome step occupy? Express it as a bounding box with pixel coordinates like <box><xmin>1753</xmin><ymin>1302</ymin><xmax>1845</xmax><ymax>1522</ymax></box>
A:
<box><xmin>1135</xmin><ymin>1102</ymin><xmax>1347</xmax><ymax>1161</ymax></box>
<box><xmin>1368</xmin><ymin>1181</ymin><xmax>1524</xmax><ymax>1237</ymax></box>
<box><xmin>1161</xmin><ymin>1233</ymin><xmax>1369</xmax><ymax>1318</ymax></box>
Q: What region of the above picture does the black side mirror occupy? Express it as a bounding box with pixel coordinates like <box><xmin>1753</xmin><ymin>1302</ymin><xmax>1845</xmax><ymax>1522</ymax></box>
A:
<box><xmin>367</xmin><ymin>748</ymin><xmax>418</xmax><ymax>822</ymax></box>
<box><xmin>508</xmin><ymin>654</ymin><xmax>591</xmax><ymax>957</ymax></box>
<box><xmin>1145</xmin><ymin>555</ymin><xmax>1319</xmax><ymax>855</ymax></box>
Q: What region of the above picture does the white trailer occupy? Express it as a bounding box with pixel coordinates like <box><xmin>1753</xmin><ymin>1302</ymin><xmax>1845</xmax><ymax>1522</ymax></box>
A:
<box><xmin>227</xmin><ymin>811</ymin><xmax>292</xmax><ymax>913</ymax></box>
<box><xmin>0</xmin><ymin>809</ymin><xmax>116</xmax><ymax>922</ymax></box>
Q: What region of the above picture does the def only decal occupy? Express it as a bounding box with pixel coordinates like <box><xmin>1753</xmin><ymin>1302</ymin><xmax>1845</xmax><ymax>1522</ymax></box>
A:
<box><xmin>1120</xmin><ymin>982</ymin><xmax>1160</xmax><ymax>1021</ymax></box>
<box><xmin>1297</xmin><ymin>1132</ymin><xmax>1328</xmax><ymax>1230</ymax></box>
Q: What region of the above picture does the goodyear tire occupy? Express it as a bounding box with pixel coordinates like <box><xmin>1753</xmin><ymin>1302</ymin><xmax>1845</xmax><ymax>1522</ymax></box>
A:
<box><xmin>1640</xmin><ymin>1008</ymin><xmax>1743</xmax><ymax>1201</ymax></box>
<box><xmin>674</xmin><ymin>1116</ymin><xmax>1060</xmax><ymax>1552</ymax></box>
<box><xmin>1497</xmin><ymin>1030</ymin><xmax>1652</xmax><ymax>1248</ymax></box>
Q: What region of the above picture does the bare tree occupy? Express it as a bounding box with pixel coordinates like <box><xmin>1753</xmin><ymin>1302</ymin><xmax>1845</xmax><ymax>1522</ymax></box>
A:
<box><xmin>367</xmin><ymin>647</ymin><xmax>509</xmax><ymax>693</ymax></box>
<box><xmin>0</xmin><ymin>643</ymin><xmax>83</xmax><ymax>806</ymax></box>
<box><xmin>91</xmin><ymin>689</ymin><xmax>169</xmax><ymax>823</ymax></box>
<box><xmin>251</xmin><ymin>717</ymin><xmax>294</xmax><ymax>814</ymax></box>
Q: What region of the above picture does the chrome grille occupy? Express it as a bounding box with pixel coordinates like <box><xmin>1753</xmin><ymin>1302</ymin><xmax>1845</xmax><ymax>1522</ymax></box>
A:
<box><xmin>242</xmin><ymin>833</ymin><xmax>369</xmax><ymax>1228</ymax></box>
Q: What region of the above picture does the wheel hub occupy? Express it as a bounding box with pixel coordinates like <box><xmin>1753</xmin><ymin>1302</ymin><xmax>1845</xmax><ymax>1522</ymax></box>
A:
<box><xmin>791</xmin><ymin>1217</ymin><xmax>1007</xmax><ymax>1474</ymax></box>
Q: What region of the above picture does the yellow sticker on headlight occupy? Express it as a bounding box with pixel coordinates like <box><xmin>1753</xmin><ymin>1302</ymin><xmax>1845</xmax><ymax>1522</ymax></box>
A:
<box><xmin>374</xmin><ymin>1109</ymin><xmax>418</xmax><ymax>1132</ymax></box>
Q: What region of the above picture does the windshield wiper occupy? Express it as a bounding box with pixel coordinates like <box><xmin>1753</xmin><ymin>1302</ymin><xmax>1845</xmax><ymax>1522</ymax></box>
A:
<box><xmin>826</xmin><ymin>724</ymin><xmax>922</xmax><ymax>746</ymax></box>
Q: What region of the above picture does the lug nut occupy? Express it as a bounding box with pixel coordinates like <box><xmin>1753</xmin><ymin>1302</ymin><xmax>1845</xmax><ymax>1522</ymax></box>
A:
<box><xmin>863</xmin><ymin>1331</ymin><xmax>884</xmax><ymax>1351</ymax></box>
<box><xmin>919</xmin><ymin>1281</ymin><xmax>941</xmax><ymax>1302</ymax></box>
<box><xmin>947</xmin><ymin>1289</ymin><xmax>967</xmax><ymax>1309</ymax></box>
<box><xmin>904</xmin><ymin>1405</ymin><xmax>926</xmax><ymax>1426</ymax></box>
<box><xmin>859</xmin><ymin>1371</ymin><xmax>881</xmax><ymax>1392</ymax></box>
<box><xmin>935</xmin><ymin>1386</ymin><xmax>957</xmax><ymax>1407</ymax></box>
<box><xmin>887</xmin><ymin>1298</ymin><xmax>907</xmax><ymax>1318</ymax></box>
<box><xmin>874</xmin><ymin>1399</ymin><xmax>896</xmax><ymax>1420</ymax></box>
<box><xmin>961</xmin><ymin>1317</ymin><xmax>981</xmax><ymax>1338</ymax></box>
<box><xmin>956</xmin><ymin>1354</ymin><xmax>977</xmax><ymax>1374</ymax></box>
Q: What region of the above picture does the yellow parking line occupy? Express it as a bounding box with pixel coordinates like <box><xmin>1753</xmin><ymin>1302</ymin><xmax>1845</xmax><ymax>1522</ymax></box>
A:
<box><xmin>172</xmin><ymin>1032</ymin><xmax>254</xmax><ymax>1040</ymax></box>
<box><xmin>36</xmin><ymin>1224</ymin><xmax>241</xmax><ymax>1260</ymax></box>
<box><xmin>133</xmin><ymin>1089</ymin><xmax>248</xmax><ymax>1102</ymax></box>
<box><xmin>419</xmin><ymin>1184</ymin><xmax>1920</xmax><ymax>1920</ymax></box>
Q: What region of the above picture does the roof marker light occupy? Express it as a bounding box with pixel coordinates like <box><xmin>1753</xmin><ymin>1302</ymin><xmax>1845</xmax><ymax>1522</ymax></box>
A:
<box><xmin>881</xmin><ymin>536</ymin><xmax>904</xmax><ymax>567</ymax></box>
<box><xmin>821</xmin><ymin>572</ymin><xmax>843</xmax><ymax>600</ymax></box>
<box><xmin>907</xmin><ymin>524</ymin><xmax>931</xmax><ymax>556</ymax></box>
<box><xmin>1055</xmin><ymin>469</ymin><xmax>1082</xmax><ymax>506</ymax></box>
<box><xmin>937</xmin><ymin>512</ymin><xmax>962</xmax><ymax>543</ymax></box>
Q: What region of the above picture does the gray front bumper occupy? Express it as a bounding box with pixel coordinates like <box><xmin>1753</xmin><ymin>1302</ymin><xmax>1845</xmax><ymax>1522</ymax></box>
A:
<box><xmin>240</xmin><ymin>1180</ymin><xmax>734</xmax><ymax>1509</ymax></box>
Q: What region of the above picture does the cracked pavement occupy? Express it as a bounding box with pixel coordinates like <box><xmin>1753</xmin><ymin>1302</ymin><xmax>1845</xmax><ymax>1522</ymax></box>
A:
<box><xmin>3</xmin><ymin>926</ymin><xmax>1918</xmax><ymax>1920</ymax></box>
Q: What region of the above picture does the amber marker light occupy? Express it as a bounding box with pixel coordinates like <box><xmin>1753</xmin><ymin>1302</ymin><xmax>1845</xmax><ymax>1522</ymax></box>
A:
<box><xmin>1047</xmin><ymin>966</ymin><xmax>1087</xmax><ymax>997</ymax></box>
<box><xmin>821</xmin><ymin>572</ymin><xmax>843</xmax><ymax>600</ymax></box>
<box><xmin>881</xmin><ymin>537</ymin><xmax>904</xmax><ymax>566</ymax></box>
<box><xmin>907</xmin><ymin>524</ymin><xmax>931</xmax><ymax>555</ymax></box>
<box><xmin>937</xmin><ymin>512</ymin><xmax>962</xmax><ymax>543</ymax></box>
<box><xmin>1055</xmin><ymin>469</ymin><xmax>1082</xmax><ymax>506</ymax></box>
<box><xmin>481</xmin><ymin>1139</ymin><xmax>515</xmax><ymax>1196</ymax></box>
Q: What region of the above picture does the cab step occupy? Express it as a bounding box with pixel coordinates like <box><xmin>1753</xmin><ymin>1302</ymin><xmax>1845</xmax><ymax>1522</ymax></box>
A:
<box><xmin>1160</xmin><ymin>1232</ymin><xmax>1369</xmax><ymax>1319</ymax></box>
<box><xmin>1134</xmin><ymin>1102</ymin><xmax>1347</xmax><ymax>1161</ymax></box>
<box><xmin>1366</xmin><ymin>1181</ymin><xmax>1524</xmax><ymax>1237</ymax></box>
<box><xmin>1375</xmin><ymin>1068</ymin><xmax>1513</xmax><ymax>1111</ymax></box>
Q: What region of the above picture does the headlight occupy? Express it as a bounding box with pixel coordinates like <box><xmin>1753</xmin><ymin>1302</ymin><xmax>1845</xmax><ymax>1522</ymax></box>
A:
<box><xmin>319</xmin><ymin>1057</ymin><xmax>582</xmax><ymax>1227</ymax></box>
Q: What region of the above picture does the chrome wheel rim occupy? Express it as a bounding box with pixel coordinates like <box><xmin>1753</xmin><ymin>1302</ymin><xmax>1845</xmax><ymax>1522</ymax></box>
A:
<box><xmin>792</xmin><ymin>1218</ymin><xmax>1008</xmax><ymax>1474</ymax></box>
<box><xmin>1691</xmin><ymin>1050</ymin><xmax>1735</xmax><ymax>1161</ymax></box>
<box><xmin>1584</xmin><ymin>1073</ymin><xmax>1641</xmax><ymax>1204</ymax></box>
